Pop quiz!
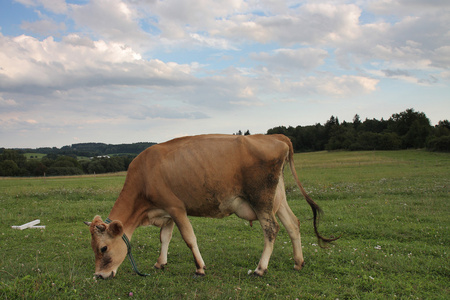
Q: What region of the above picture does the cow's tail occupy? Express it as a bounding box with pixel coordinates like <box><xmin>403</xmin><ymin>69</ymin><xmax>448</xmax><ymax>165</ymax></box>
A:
<box><xmin>281</xmin><ymin>135</ymin><xmax>340</xmax><ymax>247</ymax></box>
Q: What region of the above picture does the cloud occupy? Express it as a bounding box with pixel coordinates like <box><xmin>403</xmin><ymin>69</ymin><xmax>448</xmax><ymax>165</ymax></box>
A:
<box><xmin>339</xmin><ymin>6</ymin><xmax>449</xmax><ymax>65</ymax></box>
<box><xmin>0</xmin><ymin>30</ymin><xmax>221</xmax><ymax>125</ymax></box>
<box><xmin>0</xmin><ymin>95</ymin><xmax>19</xmax><ymax>108</ymax></box>
<box><xmin>0</xmin><ymin>33</ymin><xmax>194</xmax><ymax>94</ymax></box>
<box><xmin>69</xmin><ymin>0</ymin><xmax>152</xmax><ymax>50</ymax></box>
<box><xmin>368</xmin><ymin>0</ymin><xmax>450</xmax><ymax>16</ymax></box>
<box><xmin>431</xmin><ymin>46</ymin><xmax>450</xmax><ymax>69</ymax></box>
<box><xmin>128</xmin><ymin>104</ymin><xmax>210</xmax><ymax>120</ymax></box>
<box><xmin>217</xmin><ymin>3</ymin><xmax>361</xmax><ymax>45</ymax></box>
<box><xmin>139</xmin><ymin>0</ymin><xmax>246</xmax><ymax>39</ymax></box>
<box><xmin>14</xmin><ymin>0</ymin><xmax>68</xmax><ymax>14</ymax></box>
<box><xmin>281</xmin><ymin>75</ymin><xmax>379</xmax><ymax>97</ymax></box>
<box><xmin>20</xmin><ymin>19</ymin><xmax>66</xmax><ymax>36</ymax></box>
<box><xmin>189</xmin><ymin>33</ymin><xmax>238</xmax><ymax>50</ymax></box>
<box><xmin>382</xmin><ymin>69</ymin><xmax>412</xmax><ymax>77</ymax></box>
<box><xmin>251</xmin><ymin>48</ymin><xmax>329</xmax><ymax>72</ymax></box>
<box><xmin>418</xmin><ymin>75</ymin><xmax>439</xmax><ymax>85</ymax></box>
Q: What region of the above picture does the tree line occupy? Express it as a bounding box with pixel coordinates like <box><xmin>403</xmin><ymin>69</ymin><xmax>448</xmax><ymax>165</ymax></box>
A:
<box><xmin>1</xmin><ymin>108</ymin><xmax>449</xmax><ymax>177</ymax></box>
<box><xmin>267</xmin><ymin>109</ymin><xmax>449</xmax><ymax>152</ymax></box>
<box><xmin>0</xmin><ymin>151</ymin><xmax>135</xmax><ymax>177</ymax></box>
<box><xmin>28</xmin><ymin>142</ymin><xmax>156</xmax><ymax>158</ymax></box>
<box><xmin>0</xmin><ymin>142</ymin><xmax>155</xmax><ymax>177</ymax></box>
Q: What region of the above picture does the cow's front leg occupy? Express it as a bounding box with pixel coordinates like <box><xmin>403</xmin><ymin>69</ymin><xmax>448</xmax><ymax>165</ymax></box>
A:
<box><xmin>254</xmin><ymin>211</ymin><xmax>280</xmax><ymax>276</ymax></box>
<box><xmin>154</xmin><ymin>218</ymin><xmax>175</xmax><ymax>269</ymax></box>
<box><xmin>170</xmin><ymin>209</ymin><xmax>206</xmax><ymax>275</ymax></box>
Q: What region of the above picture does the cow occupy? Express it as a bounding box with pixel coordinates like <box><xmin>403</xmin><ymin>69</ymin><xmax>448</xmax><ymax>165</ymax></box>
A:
<box><xmin>85</xmin><ymin>134</ymin><xmax>338</xmax><ymax>279</ymax></box>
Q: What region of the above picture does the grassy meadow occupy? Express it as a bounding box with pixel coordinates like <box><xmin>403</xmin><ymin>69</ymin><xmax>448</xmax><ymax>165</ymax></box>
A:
<box><xmin>0</xmin><ymin>150</ymin><xmax>448</xmax><ymax>299</ymax></box>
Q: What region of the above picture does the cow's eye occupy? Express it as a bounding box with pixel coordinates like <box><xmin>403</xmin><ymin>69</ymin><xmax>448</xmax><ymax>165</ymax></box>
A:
<box><xmin>100</xmin><ymin>246</ymin><xmax>108</xmax><ymax>253</ymax></box>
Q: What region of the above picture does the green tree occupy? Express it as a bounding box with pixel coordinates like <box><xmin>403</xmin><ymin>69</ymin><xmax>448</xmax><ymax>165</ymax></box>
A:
<box><xmin>427</xmin><ymin>120</ymin><xmax>450</xmax><ymax>151</ymax></box>
<box><xmin>325</xmin><ymin>122</ymin><xmax>356</xmax><ymax>150</ymax></box>
<box><xmin>25</xmin><ymin>160</ymin><xmax>47</xmax><ymax>176</ymax></box>
<box><xmin>0</xmin><ymin>150</ymin><xmax>27</xmax><ymax>176</ymax></box>
<box><xmin>1</xmin><ymin>149</ymin><xmax>26</xmax><ymax>166</ymax></box>
<box><xmin>405</xmin><ymin>119</ymin><xmax>431</xmax><ymax>148</ymax></box>
<box><xmin>353</xmin><ymin>114</ymin><xmax>361</xmax><ymax>130</ymax></box>
<box><xmin>53</xmin><ymin>156</ymin><xmax>82</xmax><ymax>169</ymax></box>
<box><xmin>0</xmin><ymin>160</ymin><xmax>20</xmax><ymax>176</ymax></box>
<box><xmin>389</xmin><ymin>108</ymin><xmax>432</xmax><ymax>148</ymax></box>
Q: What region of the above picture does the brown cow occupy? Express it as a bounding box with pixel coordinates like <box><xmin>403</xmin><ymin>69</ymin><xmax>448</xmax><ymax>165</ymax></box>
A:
<box><xmin>85</xmin><ymin>134</ymin><xmax>338</xmax><ymax>278</ymax></box>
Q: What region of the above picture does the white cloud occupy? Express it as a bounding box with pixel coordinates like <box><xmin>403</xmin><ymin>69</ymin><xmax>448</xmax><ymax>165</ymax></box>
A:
<box><xmin>189</xmin><ymin>33</ymin><xmax>238</xmax><ymax>50</ymax></box>
<box><xmin>69</xmin><ymin>0</ymin><xmax>151</xmax><ymax>50</ymax></box>
<box><xmin>0</xmin><ymin>33</ymin><xmax>194</xmax><ymax>93</ymax></box>
<box><xmin>368</xmin><ymin>0</ymin><xmax>450</xmax><ymax>16</ymax></box>
<box><xmin>20</xmin><ymin>19</ymin><xmax>66</xmax><ymax>36</ymax></box>
<box><xmin>251</xmin><ymin>48</ymin><xmax>329</xmax><ymax>72</ymax></box>
<box><xmin>217</xmin><ymin>3</ymin><xmax>362</xmax><ymax>45</ymax></box>
<box><xmin>128</xmin><ymin>104</ymin><xmax>210</xmax><ymax>120</ymax></box>
<box><xmin>140</xmin><ymin>0</ymin><xmax>247</xmax><ymax>38</ymax></box>
<box><xmin>333</xmin><ymin>6</ymin><xmax>450</xmax><ymax>84</ymax></box>
<box><xmin>277</xmin><ymin>75</ymin><xmax>379</xmax><ymax>97</ymax></box>
<box><xmin>431</xmin><ymin>46</ymin><xmax>450</xmax><ymax>69</ymax></box>
<box><xmin>0</xmin><ymin>95</ymin><xmax>18</xmax><ymax>107</ymax></box>
<box><xmin>14</xmin><ymin>0</ymin><xmax>68</xmax><ymax>14</ymax></box>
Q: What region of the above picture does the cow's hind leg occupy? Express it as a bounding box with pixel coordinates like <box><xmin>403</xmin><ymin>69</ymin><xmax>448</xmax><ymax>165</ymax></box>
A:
<box><xmin>154</xmin><ymin>218</ymin><xmax>175</xmax><ymax>269</ymax></box>
<box><xmin>169</xmin><ymin>209</ymin><xmax>206</xmax><ymax>275</ymax></box>
<box><xmin>276</xmin><ymin>203</ymin><xmax>304</xmax><ymax>270</ymax></box>
<box><xmin>254</xmin><ymin>211</ymin><xmax>280</xmax><ymax>276</ymax></box>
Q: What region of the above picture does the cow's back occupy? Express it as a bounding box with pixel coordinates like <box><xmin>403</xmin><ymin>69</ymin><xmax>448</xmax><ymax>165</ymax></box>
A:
<box><xmin>137</xmin><ymin>134</ymin><xmax>290</xmax><ymax>172</ymax></box>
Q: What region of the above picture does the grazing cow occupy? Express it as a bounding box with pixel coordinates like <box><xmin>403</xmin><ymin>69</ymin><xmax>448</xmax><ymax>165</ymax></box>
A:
<box><xmin>85</xmin><ymin>134</ymin><xmax>338</xmax><ymax>278</ymax></box>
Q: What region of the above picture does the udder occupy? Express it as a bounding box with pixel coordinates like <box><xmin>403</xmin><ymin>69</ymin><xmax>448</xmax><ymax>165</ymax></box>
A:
<box><xmin>230</xmin><ymin>197</ymin><xmax>258</xmax><ymax>221</ymax></box>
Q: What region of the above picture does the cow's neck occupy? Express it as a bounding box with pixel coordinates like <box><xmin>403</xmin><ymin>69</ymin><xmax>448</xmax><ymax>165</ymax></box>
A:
<box><xmin>107</xmin><ymin>191</ymin><xmax>151</xmax><ymax>240</ymax></box>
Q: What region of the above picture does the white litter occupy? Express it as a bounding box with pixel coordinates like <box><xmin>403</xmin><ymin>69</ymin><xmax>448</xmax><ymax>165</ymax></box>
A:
<box><xmin>11</xmin><ymin>219</ymin><xmax>46</xmax><ymax>230</ymax></box>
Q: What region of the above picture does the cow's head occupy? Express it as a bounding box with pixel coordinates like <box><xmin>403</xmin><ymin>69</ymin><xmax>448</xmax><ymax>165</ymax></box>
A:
<box><xmin>84</xmin><ymin>215</ymin><xmax>127</xmax><ymax>279</ymax></box>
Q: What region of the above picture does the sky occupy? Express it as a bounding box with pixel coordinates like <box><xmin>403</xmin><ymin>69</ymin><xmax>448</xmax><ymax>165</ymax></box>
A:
<box><xmin>0</xmin><ymin>0</ymin><xmax>449</xmax><ymax>148</ymax></box>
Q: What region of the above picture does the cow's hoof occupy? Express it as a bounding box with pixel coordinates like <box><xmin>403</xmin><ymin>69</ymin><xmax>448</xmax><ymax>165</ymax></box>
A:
<box><xmin>195</xmin><ymin>266</ymin><xmax>206</xmax><ymax>276</ymax></box>
<box><xmin>154</xmin><ymin>263</ymin><xmax>167</xmax><ymax>270</ymax></box>
<box><xmin>194</xmin><ymin>272</ymin><xmax>205</xmax><ymax>277</ymax></box>
<box><xmin>294</xmin><ymin>261</ymin><xmax>305</xmax><ymax>271</ymax></box>
<box><xmin>252</xmin><ymin>269</ymin><xmax>266</xmax><ymax>277</ymax></box>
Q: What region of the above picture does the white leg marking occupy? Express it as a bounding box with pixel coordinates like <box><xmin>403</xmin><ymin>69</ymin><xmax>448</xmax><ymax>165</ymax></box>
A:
<box><xmin>155</xmin><ymin>219</ymin><xmax>174</xmax><ymax>269</ymax></box>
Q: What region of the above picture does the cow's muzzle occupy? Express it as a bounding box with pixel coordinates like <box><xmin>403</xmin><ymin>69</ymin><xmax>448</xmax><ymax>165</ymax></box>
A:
<box><xmin>94</xmin><ymin>271</ymin><xmax>115</xmax><ymax>279</ymax></box>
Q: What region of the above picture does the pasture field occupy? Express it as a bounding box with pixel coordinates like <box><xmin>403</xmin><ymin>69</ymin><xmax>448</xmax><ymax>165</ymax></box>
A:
<box><xmin>1</xmin><ymin>150</ymin><xmax>448</xmax><ymax>299</ymax></box>
<box><xmin>23</xmin><ymin>153</ymin><xmax>46</xmax><ymax>160</ymax></box>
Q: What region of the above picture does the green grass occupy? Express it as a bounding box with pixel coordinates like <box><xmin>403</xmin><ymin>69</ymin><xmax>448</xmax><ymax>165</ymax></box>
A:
<box><xmin>23</xmin><ymin>153</ymin><xmax>46</xmax><ymax>160</ymax></box>
<box><xmin>1</xmin><ymin>150</ymin><xmax>448</xmax><ymax>299</ymax></box>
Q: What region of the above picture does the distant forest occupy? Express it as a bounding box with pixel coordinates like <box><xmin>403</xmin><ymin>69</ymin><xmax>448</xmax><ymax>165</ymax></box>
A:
<box><xmin>267</xmin><ymin>108</ymin><xmax>449</xmax><ymax>152</ymax></box>
<box><xmin>27</xmin><ymin>142</ymin><xmax>157</xmax><ymax>157</ymax></box>
<box><xmin>0</xmin><ymin>142</ymin><xmax>156</xmax><ymax>177</ymax></box>
<box><xmin>1</xmin><ymin>108</ymin><xmax>449</xmax><ymax>177</ymax></box>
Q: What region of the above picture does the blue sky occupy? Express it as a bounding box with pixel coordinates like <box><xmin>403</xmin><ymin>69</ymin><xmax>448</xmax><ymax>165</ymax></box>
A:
<box><xmin>1</xmin><ymin>0</ymin><xmax>449</xmax><ymax>148</ymax></box>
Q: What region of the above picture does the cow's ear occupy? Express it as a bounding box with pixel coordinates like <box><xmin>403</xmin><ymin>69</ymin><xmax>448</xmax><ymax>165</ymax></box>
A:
<box><xmin>84</xmin><ymin>221</ymin><xmax>91</xmax><ymax>226</ymax></box>
<box><xmin>107</xmin><ymin>221</ymin><xmax>123</xmax><ymax>238</ymax></box>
